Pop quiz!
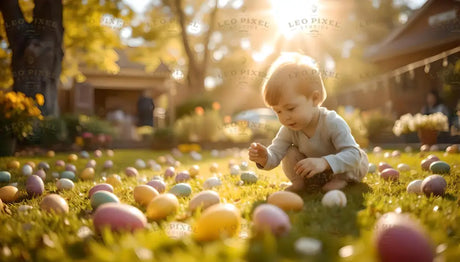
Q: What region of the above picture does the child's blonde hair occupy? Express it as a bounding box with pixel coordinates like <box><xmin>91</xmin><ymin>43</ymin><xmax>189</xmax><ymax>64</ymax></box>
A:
<box><xmin>262</xmin><ymin>52</ymin><xmax>327</xmax><ymax>106</ymax></box>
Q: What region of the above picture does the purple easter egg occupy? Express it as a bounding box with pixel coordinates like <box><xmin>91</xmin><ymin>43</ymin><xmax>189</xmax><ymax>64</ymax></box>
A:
<box><xmin>380</xmin><ymin>168</ymin><xmax>399</xmax><ymax>181</ymax></box>
<box><xmin>164</xmin><ymin>166</ymin><xmax>175</xmax><ymax>179</ymax></box>
<box><xmin>86</xmin><ymin>159</ymin><xmax>97</xmax><ymax>168</ymax></box>
<box><xmin>125</xmin><ymin>167</ymin><xmax>138</xmax><ymax>177</ymax></box>
<box><xmin>104</xmin><ymin>160</ymin><xmax>113</xmax><ymax>169</ymax></box>
<box><xmin>65</xmin><ymin>164</ymin><xmax>77</xmax><ymax>173</ymax></box>
<box><xmin>26</xmin><ymin>175</ymin><xmax>45</xmax><ymax>197</ymax></box>
<box><xmin>34</xmin><ymin>169</ymin><xmax>47</xmax><ymax>181</ymax></box>
<box><xmin>147</xmin><ymin>180</ymin><xmax>166</xmax><ymax>193</ymax></box>
<box><xmin>55</xmin><ymin>160</ymin><xmax>65</xmax><ymax>168</ymax></box>
<box><xmin>175</xmin><ymin>171</ymin><xmax>190</xmax><ymax>183</ymax></box>
<box><xmin>88</xmin><ymin>183</ymin><xmax>114</xmax><ymax>198</ymax></box>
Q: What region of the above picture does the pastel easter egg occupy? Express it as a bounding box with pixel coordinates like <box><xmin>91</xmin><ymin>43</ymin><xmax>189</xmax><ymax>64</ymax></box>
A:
<box><xmin>86</xmin><ymin>159</ymin><xmax>97</xmax><ymax>168</ymax></box>
<box><xmin>374</xmin><ymin>212</ymin><xmax>434</xmax><ymax>262</ymax></box>
<box><xmin>65</xmin><ymin>164</ymin><xmax>77</xmax><ymax>173</ymax></box>
<box><xmin>47</xmin><ymin>150</ymin><xmax>55</xmax><ymax>157</ymax></box>
<box><xmin>7</xmin><ymin>160</ymin><xmax>20</xmax><ymax>170</ymax></box>
<box><xmin>429</xmin><ymin>161</ymin><xmax>450</xmax><ymax>174</ymax></box>
<box><xmin>267</xmin><ymin>191</ymin><xmax>304</xmax><ymax>212</ymax></box>
<box><xmin>88</xmin><ymin>183</ymin><xmax>114</xmax><ymax>198</ymax></box>
<box><xmin>421</xmin><ymin>175</ymin><xmax>447</xmax><ymax>197</ymax></box>
<box><xmin>152</xmin><ymin>164</ymin><xmax>161</xmax><ymax>172</ymax></box>
<box><xmin>384</xmin><ymin>152</ymin><xmax>391</xmax><ymax>158</ymax></box>
<box><xmin>175</xmin><ymin>171</ymin><xmax>190</xmax><ymax>183</ymax></box>
<box><xmin>427</xmin><ymin>154</ymin><xmax>440</xmax><ymax>160</ymax></box>
<box><xmin>135</xmin><ymin>159</ymin><xmax>146</xmax><ymax>169</ymax></box>
<box><xmin>93</xmin><ymin>203</ymin><xmax>147</xmax><ymax>233</ymax></box>
<box><xmin>125</xmin><ymin>167</ymin><xmax>138</xmax><ymax>177</ymax></box>
<box><xmin>56</xmin><ymin>178</ymin><xmax>75</xmax><ymax>191</ymax></box>
<box><xmin>91</xmin><ymin>191</ymin><xmax>120</xmax><ymax>209</ymax></box>
<box><xmin>40</xmin><ymin>194</ymin><xmax>69</xmax><ymax>214</ymax></box>
<box><xmin>404</xmin><ymin>146</ymin><xmax>413</xmax><ymax>153</ymax></box>
<box><xmin>391</xmin><ymin>150</ymin><xmax>401</xmax><ymax>158</ymax></box>
<box><xmin>421</xmin><ymin>158</ymin><xmax>437</xmax><ymax>171</ymax></box>
<box><xmin>38</xmin><ymin>161</ymin><xmax>50</xmax><ymax>171</ymax></box>
<box><xmin>203</xmin><ymin>177</ymin><xmax>222</xmax><ymax>189</ymax></box>
<box><xmin>446</xmin><ymin>145</ymin><xmax>458</xmax><ymax>154</ymax></box>
<box><xmin>103</xmin><ymin>160</ymin><xmax>113</xmax><ymax>169</ymax></box>
<box><xmin>321</xmin><ymin>190</ymin><xmax>347</xmax><ymax>207</ymax></box>
<box><xmin>67</xmin><ymin>154</ymin><xmax>78</xmax><ymax>162</ymax></box>
<box><xmin>147</xmin><ymin>180</ymin><xmax>166</xmax><ymax>193</ymax></box>
<box><xmin>241</xmin><ymin>171</ymin><xmax>258</xmax><ymax>184</ymax></box>
<box><xmin>0</xmin><ymin>186</ymin><xmax>19</xmax><ymax>203</ymax></box>
<box><xmin>0</xmin><ymin>171</ymin><xmax>11</xmax><ymax>183</ymax></box>
<box><xmin>94</xmin><ymin>150</ymin><xmax>103</xmax><ymax>158</ymax></box>
<box><xmin>190</xmin><ymin>151</ymin><xmax>202</xmax><ymax>161</ymax></box>
<box><xmin>429</xmin><ymin>145</ymin><xmax>439</xmax><ymax>152</ymax></box>
<box><xmin>397</xmin><ymin>163</ymin><xmax>411</xmax><ymax>172</ymax></box>
<box><xmin>189</xmin><ymin>190</ymin><xmax>221</xmax><ymax>212</ymax></box>
<box><xmin>378</xmin><ymin>162</ymin><xmax>392</xmax><ymax>173</ymax></box>
<box><xmin>373</xmin><ymin>146</ymin><xmax>383</xmax><ymax>154</ymax></box>
<box><xmin>169</xmin><ymin>183</ymin><xmax>192</xmax><ymax>197</ymax></box>
<box><xmin>26</xmin><ymin>175</ymin><xmax>45</xmax><ymax>197</ymax></box>
<box><xmin>106</xmin><ymin>174</ymin><xmax>122</xmax><ymax>187</ymax></box>
<box><xmin>252</xmin><ymin>204</ymin><xmax>291</xmax><ymax>237</ymax></box>
<box><xmin>147</xmin><ymin>160</ymin><xmax>156</xmax><ymax>168</ymax></box>
<box><xmin>80</xmin><ymin>151</ymin><xmax>90</xmax><ymax>159</ymax></box>
<box><xmin>33</xmin><ymin>169</ymin><xmax>46</xmax><ymax>182</ymax></box>
<box><xmin>25</xmin><ymin>161</ymin><xmax>36</xmax><ymax>169</ymax></box>
<box><xmin>380</xmin><ymin>168</ymin><xmax>399</xmax><ymax>181</ymax></box>
<box><xmin>188</xmin><ymin>165</ymin><xmax>200</xmax><ymax>177</ymax></box>
<box><xmin>209</xmin><ymin>163</ymin><xmax>219</xmax><ymax>173</ymax></box>
<box><xmin>60</xmin><ymin>171</ymin><xmax>76</xmax><ymax>181</ymax></box>
<box><xmin>420</xmin><ymin>144</ymin><xmax>430</xmax><ymax>152</ymax></box>
<box><xmin>79</xmin><ymin>167</ymin><xmax>95</xmax><ymax>181</ymax></box>
<box><xmin>406</xmin><ymin>180</ymin><xmax>423</xmax><ymax>194</ymax></box>
<box><xmin>368</xmin><ymin>163</ymin><xmax>377</xmax><ymax>174</ymax></box>
<box><xmin>18</xmin><ymin>205</ymin><xmax>33</xmax><ymax>213</ymax></box>
<box><xmin>55</xmin><ymin>160</ymin><xmax>65</xmax><ymax>168</ymax></box>
<box><xmin>164</xmin><ymin>167</ymin><xmax>175</xmax><ymax>179</ymax></box>
<box><xmin>194</xmin><ymin>204</ymin><xmax>241</xmax><ymax>241</ymax></box>
<box><xmin>146</xmin><ymin>193</ymin><xmax>179</xmax><ymax>220</ymax></box>
<box><xmin>22</xmin><ymin>164</ymin><xmax>33</xmax><ymax>176</ymax></box>
<box><xmin>133</xmin><ymin>185</ymin><xmax>159</xmax><ymax>206</ymax></box>
<box><xmin>230</xmin><ymin>165</ymin><xmax>240</xmax><ymax>175</ymax></box>
<box><xmin>106</xmin><ymin>149</ymin><xmax>114</xmax><ymax>157</ymax></box>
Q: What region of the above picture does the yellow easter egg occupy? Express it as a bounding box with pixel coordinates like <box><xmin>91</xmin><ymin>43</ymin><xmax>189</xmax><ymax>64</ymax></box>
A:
<box><xmin>80</xmin><ymin>167</ymin><xmax>95</xmax><ymax>180</ymax></box>
<box><xmin>0</xmin><ymin>186</ymin><xmax>19</xmax><ymax>203</ymax></box>
<box><xmin>106</xmin><ymin>174</ymin><xmax>122</xmax><ymax>187</ymax></box>
<box><xmin>188</xmin><ymin>165</ymin><xmax>200</xmax><ymax>177</ymax></box>
<box><xmin>189</xmin><ymin>190</ymin><xmax>220</xmax><ymax>212</ymax></box>
<box><xmin>7</xmin><ymin>160</ymin><xmax>20</xmax><ymax>170</ymax></box>
<box><xmin>193</xmin><ymin>203</ymin><xmax>241</xmax><ymax>241</ymax></box>
<box><xmin>146</xmin><ymin>193</ymin><xmax>179</xmax><ymax>220</ymax></box>
<box><xmin>133</xmin><ymin>185</ymin><xmax>159</xmax><ymax>206</ymax></box>
<box><xmin>267</xmin><ymin>191</ymin><xmax>304</xmax><ymax>212</ymax></box>
<box><xmin>67</xmin><ymin>154</ymin><xmax>78</xmax><ymax>162</ymax></box>
<box><xmin>47</xmin><ymin>150</ymin><xmax>55</xmax><ymax>157</ymax></box>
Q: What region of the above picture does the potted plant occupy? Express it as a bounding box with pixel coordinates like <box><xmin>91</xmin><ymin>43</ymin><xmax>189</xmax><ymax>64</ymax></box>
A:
<box><xmin>392</xmin><ymin>112</ymin><xmax>449</xmax><ymax>145</ymax></box>
<box><xmin>0</xmin><ymin>91</ymin><xmax>44</xmax><ymax>156</ymax></box>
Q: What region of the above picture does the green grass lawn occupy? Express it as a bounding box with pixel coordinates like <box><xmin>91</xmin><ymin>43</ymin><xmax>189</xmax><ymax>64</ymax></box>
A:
<box><xmin>0</xmin><ymin>148</ymin><xmax>459</xmax><ymax>262</ymax></box>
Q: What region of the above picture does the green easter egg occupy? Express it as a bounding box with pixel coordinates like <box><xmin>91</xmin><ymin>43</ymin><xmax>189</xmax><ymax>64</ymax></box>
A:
<box><xmin>60</xmin><ymin>171</ymin><xmax>76</xmax><ymax>181</ymax></box>
<box><xmin>90</xmin><ymin>191</ymin><xmax>120</xmax><ymax>209</ymax></box>
<box><xmin>0</xmin><ymin>171</ymin><xmax>11</xmax><ymax>183</ymax></box>
<box><xmin>169</xmin><ymin>183</ymin><xmax>192</xmax><ymax>197</ymax></box>
<box><xmin>429</xmin><ymin>161</ymin><xmax>450</xmax><ymax>174</ymax></box>
<box><xmin>241</xmin><ymin>171</ymin><xmax>258</xmax><ymax>184</ymax></box>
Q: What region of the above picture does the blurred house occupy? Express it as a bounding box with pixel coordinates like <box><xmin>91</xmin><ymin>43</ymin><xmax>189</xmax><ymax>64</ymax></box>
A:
<box><xmin>58</xmin><ymin>49</ymin><xmax>180</xmax><ymax>140</ymax></box>
<box><xmin>336</xmin><ymin>0</ymin><xmax>460</xmax><ymax>117</ymax></box>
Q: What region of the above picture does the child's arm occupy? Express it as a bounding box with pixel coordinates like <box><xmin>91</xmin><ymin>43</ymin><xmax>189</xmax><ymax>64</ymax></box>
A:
<box><xmin>248</xmin><ymin>126</ymin><xmax>292</xmax><ymax>170</ymax></box>
<box><xmin>322</xmin><ymin>113</ymin><xmax>367</xmax><ymax>179</ymax></box>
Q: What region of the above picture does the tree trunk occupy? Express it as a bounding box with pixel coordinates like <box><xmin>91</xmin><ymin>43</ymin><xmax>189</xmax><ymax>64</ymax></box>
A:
<box><xmin>0</xmin><ymin>0</ymin><xmax>63</xmax><ymax>116</ymax></box>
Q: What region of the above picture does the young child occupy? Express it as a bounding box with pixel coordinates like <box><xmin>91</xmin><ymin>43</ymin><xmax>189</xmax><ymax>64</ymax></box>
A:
<box><xmin>248</xmin><ymin>52</ymin><xmax>368</xmax><ymax>193</ymax></box>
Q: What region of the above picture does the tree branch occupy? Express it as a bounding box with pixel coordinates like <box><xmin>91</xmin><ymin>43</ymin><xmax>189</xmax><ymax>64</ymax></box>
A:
<box><xmin>201</xmin><ymin>0</ymin><xmax>218</xmax><ymax>72</ymax></box>
<box><xmin>174</xmin><ymin>0</ymin><xmax>198</xmax><ymax>71</ymax></box>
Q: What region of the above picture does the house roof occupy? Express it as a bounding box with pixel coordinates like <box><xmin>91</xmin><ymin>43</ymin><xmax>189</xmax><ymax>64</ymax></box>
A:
<box><xmin>365</xmin><ymin>0</ymin><xmax>460</xmax><ymax>62</ymax></box>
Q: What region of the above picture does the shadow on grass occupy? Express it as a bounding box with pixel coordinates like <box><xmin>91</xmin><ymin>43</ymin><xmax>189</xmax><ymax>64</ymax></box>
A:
<box><xmin>246</xmin><ymin>182</ymin><xmax>372</xmax><ymax>262</ymax></box>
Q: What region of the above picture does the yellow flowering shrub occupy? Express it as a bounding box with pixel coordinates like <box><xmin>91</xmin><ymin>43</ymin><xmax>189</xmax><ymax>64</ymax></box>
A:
<box><xmin>0</xmin><ymin>91</ymin><xmax>44</xmax><ymax>139</ymax></box>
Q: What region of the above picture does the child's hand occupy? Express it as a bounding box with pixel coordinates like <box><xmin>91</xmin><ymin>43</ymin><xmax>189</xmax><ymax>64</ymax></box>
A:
<box><xmin>248</xmin><ymin>142</ymin><xmax>268</xmax><ymax>167</ymax></box>
<box><xmin>294</xmin><ymin>158</ymin><xmax>330</xmax><ymax>178</ymax></box>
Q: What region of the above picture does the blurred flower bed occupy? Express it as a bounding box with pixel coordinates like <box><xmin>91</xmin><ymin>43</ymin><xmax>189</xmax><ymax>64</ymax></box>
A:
<box><xmin>392</xmin><ymin>112</ymin><xmax>449</xmax><ymax>136</ymax></box>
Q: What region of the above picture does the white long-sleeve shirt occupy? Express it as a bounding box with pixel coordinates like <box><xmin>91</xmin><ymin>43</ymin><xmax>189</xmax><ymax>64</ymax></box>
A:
<box><xmin>260</xmin><ymin>107</ymin><xmax>368</xmax><ymax>181</ymax></box>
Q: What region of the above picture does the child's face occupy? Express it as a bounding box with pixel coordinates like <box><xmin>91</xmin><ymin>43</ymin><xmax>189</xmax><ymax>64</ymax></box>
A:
<box><xmin>270</xmin><ymin>85</ymin><xmax>318</xmax><ymax>132</ymax></box>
